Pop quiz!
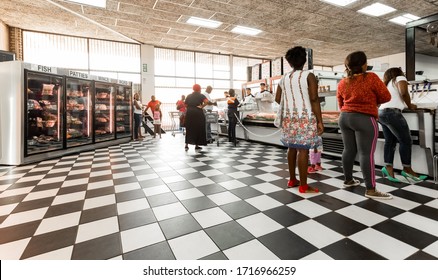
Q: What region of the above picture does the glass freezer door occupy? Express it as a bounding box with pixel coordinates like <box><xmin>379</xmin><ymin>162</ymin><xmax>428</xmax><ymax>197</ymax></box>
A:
<box><xmin>115</xmin><ymin>85</ymin><xmax>132</xmax><ymax>138</ymax></box>
<box><xmin>94</xmin><ymin>82</ymin><xmax>115</xmax><ymax>142</ymax></box>
<box><xmin>66</xmin><ymin>78</ymin><xmax>93</xmax><ymax>147</ymax></box>
<box><xmin>25</xmin><ymin>71</ymin><xmax>64</xmax><ymax>156</ymax></box>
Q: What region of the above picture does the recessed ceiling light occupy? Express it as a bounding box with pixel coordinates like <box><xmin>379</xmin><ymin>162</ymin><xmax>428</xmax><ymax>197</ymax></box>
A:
<box><xmin>319</xmin><ymin>0</ymin><xmax>358</xmax><ymax>7</ymax></box>
<box><xmin>66</xmin><ymin>0</ymin><xmax>106</xmax><ymax>8</ymax></box>
<box><xmin>186</xmin><ymin>17</ymin><xmax>222</xmax><ymax>28</ymax></box>
<box><xmin>358</xmin><ymin>3</ymin><xmax>396</xmax><ymax>17</ymax></box>
<box><xmin>389</xmin><ymin>13</ymin><xmax>420</xmax><ymax>25</ymax></box>
<box><xmin>231</xmin><ymin>26</ymin><xmax>262</xmax><ymax>36</ymax></box>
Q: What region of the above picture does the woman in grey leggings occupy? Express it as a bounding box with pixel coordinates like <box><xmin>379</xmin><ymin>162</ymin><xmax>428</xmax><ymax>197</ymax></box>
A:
<box><xmin>337</xmin><ymin>51</ymin><xmax>392</xmax><ymax>200</ymax></box>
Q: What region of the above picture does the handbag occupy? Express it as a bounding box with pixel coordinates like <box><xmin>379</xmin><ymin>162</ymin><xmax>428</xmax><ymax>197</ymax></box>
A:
<box><xmin>280</xmin><ymin>71</ymin><xmax>321</xmax><ymax>149</ymax></box>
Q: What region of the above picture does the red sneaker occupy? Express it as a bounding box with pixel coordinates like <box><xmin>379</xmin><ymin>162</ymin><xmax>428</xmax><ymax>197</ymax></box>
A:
<box><xmin>299</xmin><ymin>184</ymin><xmax>319</xmax><ymax>193</ymax></box>
<box><xmin>307</xmin><ymin>166</ymin><xmax>316</xmax><ymax>174</ymax></box>
<box><xmin>287</xmin><ymin>178</ymin><xmax>300</xmax><ymax>188</ymax></box>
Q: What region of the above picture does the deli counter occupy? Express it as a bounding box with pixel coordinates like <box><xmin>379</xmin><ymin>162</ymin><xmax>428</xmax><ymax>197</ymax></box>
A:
<box><xmin>0</xmin><ymin>61</ymin><xmax>132</xmax><ymax>165</ymax></box>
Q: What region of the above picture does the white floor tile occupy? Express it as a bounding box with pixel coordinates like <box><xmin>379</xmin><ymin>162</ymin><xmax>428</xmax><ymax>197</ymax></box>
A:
<box><xmin>287</xmin><ymin>200</ymin><xmax>331</xmax><ymax>218</ymax></box>
<box><xmin>121</xmin><ymin>223</ymin><xmax>165</xmax><ymax>253</ymax></box>
<box><xmin>23</xmin><ymin>189</ymin><xmax>59</xmax><ymax>202</ymax></box>
<box><xmin>87</xmin><ymin>180</ymin><xmax>114</xmax><ymax>190</ymax></box>
<box><xmin>0</xmin><ymin>238</ymin><xmax>31</xmax><ymax>259</ymax></box>
<box><xmin>76</xmin><ymin>216</ymin><xmax>119</xmax><ymax>243</ymax></box>
<box><xmin>136</xmin><ymin>173</ymin><xmax>159</xmax><ymax>181</ymax></box>
<box><xmin>207</xmin><ymin>192</ymin><xmax>241</xmax><ymax>206</ymax></box>
<box><xmin>425</xmin><ymin>199</ymin><xmax>438</xmax><ymax>210</ymax></box>
<box><xmin>83</xmin><ymin>194</ymin><xmax>116</xmax><ymax>210</ymax></box>
<box><xmin>255</xmin><ymin>173</ymin><xmax>283</xmax><ymax>182</ymax></box>
<box><xmin>319</xmin><ymin>178</ymin><xmax>347</xmax><ymax>189</ymax></box>
<box><xmin>227</xmin><ymin>171</ymin><xmax>251</xmax><ymax>179</ymax></box>
<box><xmin>200</xmin><ymin>170</ymin><xmax>223</xmax><ymax>177</ymax></box>
<box><xmin>67</xmin><ymin>168</ymin><xmax>90</xmax><ymax>175</ymax></box>
<box><xmin>152</xmin><ymin>202</ymin><xmax>188</xmax><ymax>221</ymax></box>
<box><xmin>168</xmin><ymin>230</ymin><xmax>219</xmax><ymax>260</ymax></box>
<box><xmin>392</xmin><ymin>212</ymin><xmax>438</xmax><ymax>237</ymax></box>
<box><xmin>246</xmin><ymin>195</ymin><xmax>283</xmax><ymax>211</ymax></box>
<box><xmin>402</xmin><ymin>185</ymin><xmax>438</xmax><ymax>198</ymax></box>
<box><xmin>112</xmin><ymin>171</ymin><xmax>135</xmax><ymax>179</ymax></box>
<box><xmin>349</xmin><ymin>228</ymin><xmax>417</xmax><ymax>259</ymax></box>
<box><xmin>377</xmin><ymin>196</ymin><xmax>421</xmax><ymax>211</ymax></box>
<box><xmin>90</xmin><ymin>170</ymin><xmax>112</xmax><ymax>177</ymax></box>
<box><xmin>423</xmin><ymin>241</ymin><xmax>438</xmax><ymax>258</ymax></box>
<box><xmin>189</xmin><ymin>177</ymin><xmax>215</xmax><ymax>187</ymax></box>
<box><xmin>327</xmin><ymin>189</ymin><xmax>367</xmax><ymax>205</ymax></box>
<box><xmin>300</xmin><ymin>250</ymin><xmax>334</xmax><ymax>260</ymax></box>
<box><xmin>0</xmin><ymin>203</ymin><xmax>18</xmax><ymax>216</ymax></box>
<box><xmin>223</xmin><ymin>239</ymin><xmax>279</xmax><ymax>260</ymax></box>
<box><xmin>192</xmin><ymin>207</ymin><xmax>232</xmax><ymax>228</ymax></box>
<box><xmin>161</xmin><ymin>175</ymin><xmax>186</xmax><ymax>184</ymax></box>
<box><xmin>26</xmin><ymin>246</ymin><xmax>73</xmax><ymax>260</ymax></box>
<box><xmin>117</xmin><ymin>198</ymin><xmax>150</xmax><ymax>215</ymax></box>
<box><xmin>237</xmin><ymin>213</ymin><xmax>283</xmax><ymax>238</ymax></box>
<box><xmin>35</xmin><ymin>212</ymin><xmax>82</xmax><ymax>235</ymax></box>
<box><xmin>251</xmin><ymin>182</ymin><xmax>283</xmax><ymax>194</ymax></box>
<box><xmin>233</xmin><ymin>164</ymin><xmax>254</xmax><ymax>171</ymax></box>
<box><xmin>52</xmin><ymin>191</ymin><xmax>86</xmax><ymax>205</ymax></box>
<box><xmin>174</xmin><ymin>188</ymin><xmax>204</xmax><ymax>200</ymax></box>
<box><xmin>62</xmin><ymin>178</ymin><xmax>89</xmax><ymax>188</ymax></box>
<box><xmin>218</xmin><ymin>180</ymin><xmax>247</xmax><ymax>190</ymax></box>
<box><xmin>114</xmin><ymin>182</ymin><xmax>141</xmax><ymax>193</ymax></box>
<box><xmin>209</xmin><ymin>163</ymin><xmax>230</xmax><ymax>169</ymax></box>
<box><xmin>0</xmin><ymin>207</ymin><xmax>48</xmax><ymax>228</ymax></box>
<box><xmin>36</xmin><ymin>176</ymin><xmax>67</xmax><ymax>186</ymax></box>
<box><xmin>142</xmin><ymin>185</ymin><xmax>170</xmax><ymax>196</ymax></box>
<box><xmin>336</xmin><ymin>205</ymin><xmax>388</xmax><ymax>227</ymax></box>
<box><xmin>176</xmin><ymin>168</ymin><xmax>198</xmax><ymax>175</ymax></box>
<box><xmin>288</xmin><ymin>220</ymin><xmax>344</xmax><ymax>249</ymax></box>
<box><xmin>0</xmin><ymin>187</ymin><xmax>35</xmax><ymax>198</ymax></box>
<box><xmin>258</xmin><ymin>166</ymin><xmax>282</xmax><ymax>173</ymax></box>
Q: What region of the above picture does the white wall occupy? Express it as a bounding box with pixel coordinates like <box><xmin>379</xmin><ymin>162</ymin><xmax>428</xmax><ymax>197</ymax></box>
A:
<box><xmin>0</xmin><ymin>20</ymin><xmax>9</xmax><ymax>51</ymax></box>
<box><xmin>140</xmin><ymin>44</ymin><xmax>155</xmax><ymax>104</ymax></box>
<box><xmin>416</xmin><ymin>54</ymin><xmax>438</xmax><ymax>80</ymax></box>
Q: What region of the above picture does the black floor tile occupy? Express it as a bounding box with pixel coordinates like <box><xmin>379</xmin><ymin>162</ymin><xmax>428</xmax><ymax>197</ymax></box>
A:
<box><xmin>180</xmin><ymin>196</ymin><xmax>217</xmax><ymax>213</ymax></box>
<box><xmin>259</xmin><ymin>228</ymin><xmax>318</xmax><ymax>259</ymax></box>
<box><xmin>314</xmin><ymin>212</ymin><xmax>368</xmax><ymax>236</ymax></box>
<box><xmin>72</xmin><ymin>233</ymin><xmax>122</xmax><ymax>260</ymax></box>
<box><xmin>263</xmin><ymin>206</ymin><xmax>309</xmax><ymax>227</ymax></box>
<box><xmin>147</xmin><ymin>192</ymin><xmax>179</xmax><ymax>208</ymax></box>
<box><xmin>220</xmin><ymin>200</ymin><xmax>260</xmax><ymax>220</ymax></box>
<box><xmin>118</xmin><ymin>209</ymin><xmax>156</xmax><ymax>231</ymax></box>
<box><xmin>80</xmin><ymin>205</ymin><xmax>118</xmax><ymax>224</ymax></box>
<box><xmin>321</xmin><ymin>238</ymin><xmax>386</xmax><ymax>260</ymax></box>
<box><xmin>159</xmin><ymin>214</ymin><xmax>202</xmax><ymax>240</ymax></box>
<box><xmin>205</xmin><ymin>221</ymin><xmax>254</xmax><ymax>250</ymax></box>
<box><xmin>124</xmin><ymin>241</ymin><xmax>175</xmax><ymax>260</ymax></box>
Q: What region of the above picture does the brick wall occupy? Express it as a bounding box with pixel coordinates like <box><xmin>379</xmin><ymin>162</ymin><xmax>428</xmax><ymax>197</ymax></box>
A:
<box><xmin>9</xmin><ymin>27</ymin><xmax>22</xmax><ymax>60</ymax></box>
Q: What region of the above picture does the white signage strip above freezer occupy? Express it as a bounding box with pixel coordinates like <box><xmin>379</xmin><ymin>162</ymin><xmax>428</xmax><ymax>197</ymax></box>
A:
<box><xmin>68</xmin><ymin>71</ymin><xmax>89</xmax><ymax>79</ymax></box>
<box><xmin>117</xmin><ymin>80</ymin><xmax>129</xmax><ymax>85</ymax></box>
<box><xmin>28</xmin><ymin>64</ymin><xmax>58</xmax><ymax>74</ymax></box>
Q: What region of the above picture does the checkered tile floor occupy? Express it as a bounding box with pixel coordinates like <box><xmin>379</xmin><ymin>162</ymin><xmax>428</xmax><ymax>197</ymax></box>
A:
<box><xmin>1</xmin><ymin>134</ymin><xmax>438</xmax><ymax>260</ymax></box>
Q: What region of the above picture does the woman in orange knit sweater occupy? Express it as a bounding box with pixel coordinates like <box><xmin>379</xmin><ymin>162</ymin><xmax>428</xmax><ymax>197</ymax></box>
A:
<box><xmin>337</xmin><ymin>51</ymin><xmax>392</xmax><ymax>200</ymax></box>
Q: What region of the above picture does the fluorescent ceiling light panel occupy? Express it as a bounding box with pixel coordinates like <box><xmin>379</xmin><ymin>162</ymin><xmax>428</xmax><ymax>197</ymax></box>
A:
<box><xmin>357</xmin><ymin>3</ymin><xmax>396</xmax><ymax>17</ymax></box>
<box><xmin>231</xmin><ymin>26</ymin><xmax>262</xmax><ymax>36</ymax></box>
<box><xmin>389</xmin><ymin>14</ymin><xmax>420</xmax><ymax>25</ymax></box>
<box><xmin>67</xmin><ymin>0</ymin><xmax>106</xmax><ymax>8</ymax></box>
<box><xmin>186</xmin><ymin>17</ymin><xmax>222</xmax><ymax>28</ymax></box>
<box><xmin>319</xmin><ymin>0</ymin><xmax>358</xmax><ymax>7</ymax></box>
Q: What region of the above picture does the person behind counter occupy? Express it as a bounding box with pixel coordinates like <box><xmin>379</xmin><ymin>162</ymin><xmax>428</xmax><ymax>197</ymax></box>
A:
<box><xmin>337</xmin><ymin>51</ymin><xmax>392</xmax><ymax>200</ymax></box>
<box><xmin>378</xmin><ymin>67</ymin><xmax>427</xmax><ymax>182</ymax></box>
<box><xmin>255</xmin><ymin>82</ymin><xmax>274</xmax><ymax>112</ymax></box>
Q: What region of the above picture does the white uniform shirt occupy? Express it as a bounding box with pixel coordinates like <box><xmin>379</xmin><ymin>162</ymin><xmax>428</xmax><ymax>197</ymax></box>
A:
<box><xmin>379</xmin><ymin>76</ymin><xmax>407</xmax><ymax>110</ymax></box>
<box><xmin>255</xmin><ymin>90</ymin><xmax>273</xmax><ymax>112</ymax></box>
